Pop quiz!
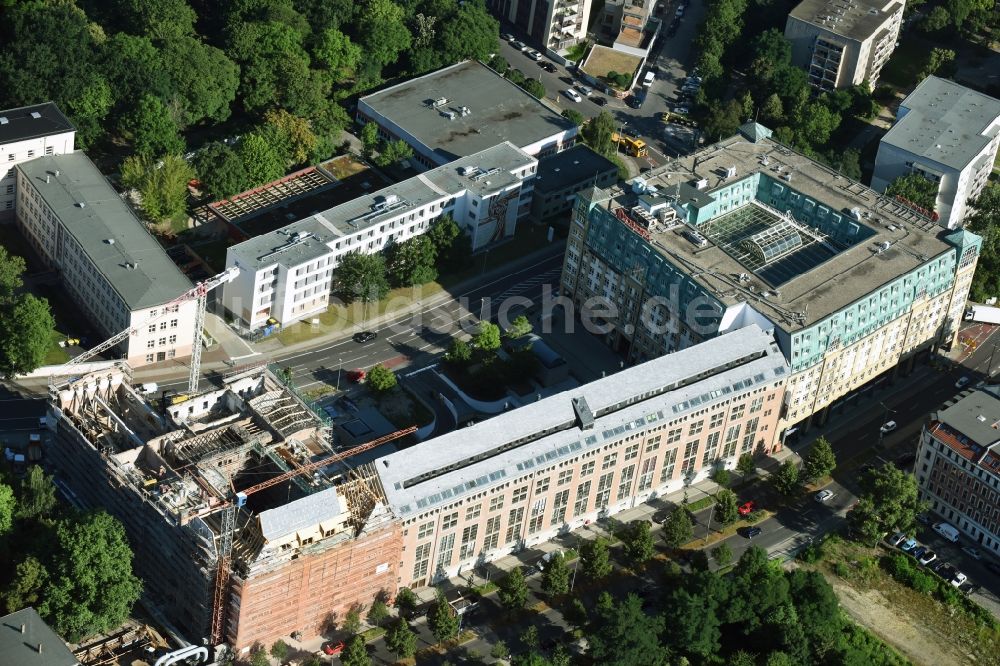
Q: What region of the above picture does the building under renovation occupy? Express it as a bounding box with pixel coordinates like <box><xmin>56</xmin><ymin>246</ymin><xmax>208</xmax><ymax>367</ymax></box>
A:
<box><xmin>46</xmin><ymin>363</ymin><xmax>405</xmax><ymax>652</ymax></box>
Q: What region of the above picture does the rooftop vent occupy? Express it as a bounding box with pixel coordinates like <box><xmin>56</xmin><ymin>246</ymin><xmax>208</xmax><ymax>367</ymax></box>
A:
<box><xmin>460</xmin><ymin>106</ymin><xmax>471</xmax><ymax>117</ymax></box>
<box><xmin>30</xmin><ymin>111</ymin><xmax>41</xmax><ymax>119</ymax></box>
<box><xmin>0</xmin><ymin>117</ymin><xmax>7</xmax><ymax>125</ymax></box>
<box><xmin>76</xmin><ymin>201</ymin><xmax>86</xmax><ymax>208</ymax></box>
<box><xmin>105</xmin><ymin>238</ymin><xmax>115</xmax><ymax>245</ymax></box>
<box><xmin>694</xmin><ymin>178</ymin><xmax>708</xmax><ymax>190</ymax></box>
<box><xmin>724</xmin><ymin>166</ymin><xmax>737</xmax><ymax>178</ymax></box>
<box><xmin>443</xmin><ymin>110</ymin><xmax>457</xmax><ymax>120</ymax></box>
<box><xmin>431</xmin><ymin>97</ymin><xmax>449</xmax><ymax>109</ymax></box>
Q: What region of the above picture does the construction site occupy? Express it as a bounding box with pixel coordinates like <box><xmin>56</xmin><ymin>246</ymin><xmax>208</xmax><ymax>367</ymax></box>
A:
<box><xmin>45</xmin><ymin>362</ymin><xmax>411</xmax><ymax>653</ymax></box>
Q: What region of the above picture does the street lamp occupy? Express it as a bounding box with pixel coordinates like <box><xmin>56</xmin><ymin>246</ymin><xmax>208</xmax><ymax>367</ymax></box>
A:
<box><xmin>336</xmin><ymin>356</ymin><xmax>343</xmax><ymax>391</ymax></box>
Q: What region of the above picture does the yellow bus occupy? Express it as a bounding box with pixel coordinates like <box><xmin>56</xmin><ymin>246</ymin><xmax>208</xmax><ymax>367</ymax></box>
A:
<box><xmin>612</xmin><ymin>132</ymin><xmax>648</xmax><ymax>157</ymax></box>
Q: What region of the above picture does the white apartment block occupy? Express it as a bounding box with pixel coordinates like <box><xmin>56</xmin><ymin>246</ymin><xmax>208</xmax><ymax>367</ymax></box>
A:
<box><xmin>784</xmin><ymin>0</ymin><xmax>904</xmax><ymax>91</ymax></box>
<box><xmin>376</xmin><ymin>325</ymin><xmax>788</xmax><ymax>587</ymax></box>
<box><xmin>0</xmin><ymin>103</ymin><xmax>75</xmax><ymax>219</ymax></box>
<box><xmin>223</xmin><ymin>143</ymin><xmax>537</xmax><ymax>329</ymax></box>
<box><xmin>872</xmin><ymin>76</ymin><xmax>1000</xmax><ymax>229</ymax></box>
<box><xmin>16</xmin><ymin>153</ymin><xmax>197</xmax><ymax>367</ymax></box>
<box><xmin>488</xmin><ymin>0</ymin><xmax>592</xmax><ymax>53</ymax></box>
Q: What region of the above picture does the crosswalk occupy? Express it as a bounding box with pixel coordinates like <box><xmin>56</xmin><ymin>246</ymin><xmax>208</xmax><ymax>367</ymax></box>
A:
<box><xmin>491</xmin><ymin>267</ymin><xmax>562</xmax><ymax>301</ymax></box>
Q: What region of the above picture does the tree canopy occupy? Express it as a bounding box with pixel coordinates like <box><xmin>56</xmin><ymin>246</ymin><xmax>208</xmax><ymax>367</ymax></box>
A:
<box><xmin>335</xmin><ymin>252</ymin><xmax>390</xmax><ymax>303</ymax></box>
<box><xmin>0</xmin><ymin>248</ymin><xmax>56</xmax><ymax>378</ymax></box>
<box><xmin>885</xmin><ymin>172</ymin><xmax>939</xmax><ymax>211</ymax></box>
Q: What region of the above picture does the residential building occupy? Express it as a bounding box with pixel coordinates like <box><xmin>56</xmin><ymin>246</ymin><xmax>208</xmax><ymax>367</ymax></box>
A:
<box><xmin>222</xmin><ymin>143</ymin><xmax>537</xmax><ymax>329</ymax></box>
<box><xmin>15</xmin><ymin>153</ymin><xmax>196</xmax><ymax>367</ymax></box>
<box><xmin>916</xmin><ymin>386</ymin><xmax>1000</xmax><ymax>555</ymax></box>
<box><xmin>488</xmin><ymin>0</ymin><xmax>591</xmax><ymax>53</ymax></box>
<box><xmin>46</xmin><ymin>364</ymin><xmax>401</xmax><ymax>652</ymax></box>
<box><xmin>532</xmin><ymin>144</ymin><xmax>619</xmax><ymax>221</ymax></box>
<box><xmin>357</xmin><ymin>61</ymin><xmax>576</xmax><ymax>170</ymax></box>
<box><xmin>0</xmin><ymin>102</ymin><xmax>75</xmax><ymax>219</ymax></box>
<box><xmin>376</xmin><ymin>324</ymin><xmax>788</xmax><ymax>586</ymax></box>
<box><xmin>0</xmin><ymin>607</ymin><xmax>79</xmax><ymax>666</ymax></box>
<box><xmin>597</xmin><ymin>0</ymin><xmax>660</xmax><ymax>56</ymax></box>
<box><xmin>784</xmin><ymin>0</ymin><xmax>904</xmax><ymax>91</ymax></box>
<box><xmin>561</xmin><ymin>123</ymin><xmax>980</xmax><ymax>438</ymax></box>
<box><xmin>871</xmin><ymin>76</ymin><xmax>1000</xmax><ymax>229</ymax></box>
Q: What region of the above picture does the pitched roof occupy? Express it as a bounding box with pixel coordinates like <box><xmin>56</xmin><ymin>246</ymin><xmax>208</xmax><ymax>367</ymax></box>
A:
<box><xmin>0</xmin><ymin>608</ymin><xmax>77</xmax><ymax>666</ymax></box>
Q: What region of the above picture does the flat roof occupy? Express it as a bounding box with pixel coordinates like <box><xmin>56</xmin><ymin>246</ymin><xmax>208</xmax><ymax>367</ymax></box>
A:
<box><xmin>534</xmin><ymin>145</ymin><xmax>618</xmax><ymax>194</ymax></box>
<box><xmin>230</xmin><ymin>142</ymin><xmax>535</xmax><ymax>271</ymax></box>
<box><xmin>18</xmin><ymin>153</ymin><xmax>193</xmax><ymax>310</ymax></box>
<box><xmin>598</xmin><ymin>128</ymin><xmax>957</xmax><ymax>330</ymax></box>
<box><xmin>376</xmin><ymin>325</ymin><xmax>787</xmax><ymax>516</ymax></box>
<box><xmin>258</xmin><ymin>486</ymin><xmax>346</xmax><ymax>542</ymax></box>
<box><xmin>788</xmin><ymin>0</ymin><xmax>903</xmax><ymax>41</ymax></box>
<box><xmin>0</xmin><ymin>607</ymin><xmax>77</xmax><ymax>666</ymax></box>
<box><xmin>0</xmin><ymin>102</ymin><xmax>74</xmax><ymax>145</ymax></box>
<box><xmin>360</xmin><ymin>61</ymin><xmax>575</xmax><ymax>161</ymax></box>
<box><xmin>882</xmin><ymin>76</ymin><xmax>1000</xmax><ymax>172</ymax></box>
<box><xmin>937</xmin><ymin>389</ymin><xmax>1000</xmax><ymax>448</ymax></box>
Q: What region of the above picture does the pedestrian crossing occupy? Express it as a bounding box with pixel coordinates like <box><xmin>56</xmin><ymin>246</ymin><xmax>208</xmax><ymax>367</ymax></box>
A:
<box><xmin>492</xmin><ymin>267</ymin><xmax>562</xmax><ymax>301</ymax></box>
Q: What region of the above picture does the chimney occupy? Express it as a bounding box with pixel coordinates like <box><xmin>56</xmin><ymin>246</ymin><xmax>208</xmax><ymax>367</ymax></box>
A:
<box><xmin>20</xmin><ymin>624</ymin><xmax>25</xmax><ymax>634</ymax></box>
<box><xmin>37</xmin><ymin>642</ymin><xmax>43</xmax><ymax>653</ymax></box>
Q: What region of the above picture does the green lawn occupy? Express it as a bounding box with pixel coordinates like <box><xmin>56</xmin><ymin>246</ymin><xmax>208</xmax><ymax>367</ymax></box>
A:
<box><xmin>880</xmin><ymin>40</ymin><xmax>930</xmax><ymax>90</ymax></box>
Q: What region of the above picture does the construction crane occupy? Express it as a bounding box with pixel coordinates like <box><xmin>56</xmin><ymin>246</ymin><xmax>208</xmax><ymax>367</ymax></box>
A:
<box><xmin>59</xmin><ymin>266</ymin><xmax>240</xmax><ymax>393</ymax></box>
<box><xmin>209</xmin><ymin>425</ymin><xmax>417</xmax><ymax>646</ymax></box>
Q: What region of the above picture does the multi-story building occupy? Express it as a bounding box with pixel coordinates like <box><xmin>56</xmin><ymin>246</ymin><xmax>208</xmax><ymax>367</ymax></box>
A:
<box><xmin>871</xmin><ymin>76</ymin><xmax>1000</xmax><ymax>229</ymax></box>
<box><xmin>15</xmin><ymin>152</ymin><xmax>197</xmax><ymax>366</ymax></box>
<box><xmin>376</xmin><ymin>324</ymin><xmax>788</xmax><ymax>586</ymax></box>
<box><xmin>357</xmin><ymin>61</ymin><xmax>576</xmax><ymax>171</ymax></box>
<box><xmin>222</xmin><ymin>143</ymin><xmax>537</xmax><ymax>329</ymax></box>
<box><xmin>561</xmin><ymin>123</ymin><xmax>980</xmax><ymax>437</ymax></box>
<box><xmin>0</xmin><ymin>102</ymin><xmax>75</xmax><ymax>220</ymax></box>
<box><xmin>784</xmin><ymin>0</ymin><xmax>904</xmax><ymax>91</ymax></box>
<box><xmin>532</xmin><ymin>144</ymin><xmax>619</xmax><ymax>221</ymax></box>
<box><xmin>916</xmin><ymin>386</ymin><xmax>1000</xmax><ymax>555</ymax></box>
<box><xmin>489</xmin><ymin>0</ymin><xmax>591</xmax><ymax>54</ymax></box>
<box><xmin>0</xmin><ymin>607</ymin><xmax>79</xmax><ymax>666</ymax></box>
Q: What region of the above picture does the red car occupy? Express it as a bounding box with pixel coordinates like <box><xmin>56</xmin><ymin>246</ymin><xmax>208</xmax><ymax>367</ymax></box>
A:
<box><xmin>323</xmin><ymin>641</ymin><xmax>344</xmax><ymax>655</ymax></box>
<box><xmin>738</xmin><ymin>501</ymin><xmax>755</xmax><ymax>517</ymax></box>
<box><xmin>347</xmin><ymin>369</ymin><xmax>366</xmax><ymax>383</ymax></box>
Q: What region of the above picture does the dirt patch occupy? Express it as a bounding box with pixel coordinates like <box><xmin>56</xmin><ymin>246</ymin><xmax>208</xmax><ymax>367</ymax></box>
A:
<box><xmin>580</xmin><ymin>45</ymin><xmax>643</xmax><ymax>84</ymax></box>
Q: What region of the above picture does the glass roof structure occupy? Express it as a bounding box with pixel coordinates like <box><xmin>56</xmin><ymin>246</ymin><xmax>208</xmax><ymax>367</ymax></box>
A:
<box><xmin>742</xmin><ymin>220</ymin><xmax>803</xmax><ymax>263</ymax></box>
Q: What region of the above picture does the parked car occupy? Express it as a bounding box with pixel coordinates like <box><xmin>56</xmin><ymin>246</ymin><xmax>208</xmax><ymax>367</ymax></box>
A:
<box><xmin>880</xmin><ymin>420</ymin><xmax>897</xmax><ymax>434</ymax></box>
<box><xmin>510</xmin><ymin>40</ymin><xmax>526</xmax><ymax>51</ymax></box>
<box><xmin>919</xmin><ymin>550</ymin><xmax>938</xmax><ymax>566</ymax></box>
<box><xmin>932</xmin><ymin>560</ymin><xmax>952</xmax><ymax>575</ymax></box>
<box><xmin>563</xmin><ymin>89</ymin><xmax>583</xmax><ymax>102</ymax></box>
<box><xmin>912</xmin><ymin>546</ymin><xmax>927</xmax><ymax>560</ymax></box>
<box><xmin>673</xmin><ymin>106</ymin><xmax>690</xmax><ymax>115</ymax></box>
<box><xmin>738</xmin><ymin>500</ymin><xmax>755</xmax><ymax>516</ymax></box>
<box><xmin>575</xmin><ymin>84</ymin><xmax>593</xmax><ymax>96</ymax></box>
<box><xmin>346</xmin><ymin>369</ymin><xmax>366</xmax><ymax>383</ymax></box>
<box><xmin>951</xmin><ymin>571</ymin><xmax>968</xmax><ymax>587</ymax></box>
<box><xmin>916</xmin><ymin>512</ymin><xmax>932</xmax><ymax>525</ymax></box>
<box><xmin>502</xmin><ymin>32</ymin><xmax>515</xmax><ymax>41</ymax></box>
<box><xmin>887</xmin><ymin>532</ymin><xmax>907</xmax><ymax>547</ymax></box>
<box><xmin>815</xmin><ymin>489</ymin><xmax>835</xmax><ymax>503</ymax></box>
<box><xmin>322</xmin><ymin>642</ymin><xmax>345</xmax><ymax>656</ymax></box>
<box><xmin>526</xmin><ymin>49</ymin><xmax>543</xmax><ymax>61</ymax></box>
<box><xmin>352</xmin><ymin>330</ymin><xmax>377</xmax><ymax>343</ymax></box>
<box><xmin>536</xmin><ymin>549</ymin><xmax>564</xmax><ymax>572</ymax></box>
<box><xmin>956</xmin><ymin>375</ymin><xmax>972</xmax><ymax>389</ymax></box>
<box><xmin>740</xmin><ymin>526</ymin><xmax>763</xmax><ymax>539</ymax></box>
<box><xmin>933</xmin><ymin>521</ymin><xmax>961</xmax><ymax>543</ymax></box>
<box><xmin>675</xmin><ymin>5</ymin><xmax>685</xmax><ymax>16</ymax></box>
<box><xmin>962</xmin><ymin>546</ymin><xmax>983</xmax><ymax>560</ymax></box>
<box><xmin>539</xmin><ymin>61</ymin><xmax>557</xmax><ymax>72</ymax></box>
<box><xmin>900</xmin><ymin>538</ymin><xmax>919</xmax><ymax>552</ymax></box>
<box><xmin>592</xmin><ymin>95</ymin><xmax>608</xmax><ymax>106</ymax></box>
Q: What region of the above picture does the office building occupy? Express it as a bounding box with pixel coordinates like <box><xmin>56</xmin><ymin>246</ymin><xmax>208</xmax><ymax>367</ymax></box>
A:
<box><xmin>532</xmin><ymin>144</ymin><xmax>619</xmax><ymax>221</ymax></box>
<box><xmin>489</xmin><ymin>0</ymin><xmax>591</xmax><ymax>54</ymax></box>
<box><xmin>0</xmin><ymin>607</ymin><xmax>79</xmax><ymax>666</ymax></box>
<box><xmin>222</xmin><ymin>143</ymin><xmax>537</xmax><ymax>329</ymax></box>
<box><xmin>0</xmin><ymin>103</ymin><xmax>75</xmax><ymax>219</ymax></box>
<box><xmin>872</xmin><ymin>76</ymin><xmax>1000</xmax><ymax>229</ymax></box>
<box><xmin>376</xmin><ymin>325</ymin><xmax>788</xmax><ymax>586</ymax></box>
<box><xmin>784</xmin><ymin>0</ymin><xmax>904</xmax><ymax>91</ymax></box>
<box><xmin>15</xmin><ymin>153</ymin><xmax>196</xmax><ymax>367</ymax></box>
<box><xmin>560</xmin><ymin>123</ymin><xmax>980</xmax><ymax>436</ymax></box>
<box><xmin>357</xmin><ymin>61</ymin><xmax>577</xmax><ymax>170</ymax></box>
<box><xmin>916</xmin><ymin>387</ymin><xmax>1000</xmax><ymax>555</ymax></box>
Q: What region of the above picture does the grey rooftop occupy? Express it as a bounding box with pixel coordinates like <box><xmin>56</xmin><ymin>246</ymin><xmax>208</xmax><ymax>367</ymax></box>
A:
<box><xmin>788</xmin><ymin>0</ymin><xmax>902</xmax><ymax>42</ymax></box>
<box><xmin>0</xmin><ymin>102</ymin><xmax>74</xmax><ymax>144</ymax></box>
<box><xmin>881</xmin><ymin>76</ymin><xmax>1000</xmax><ymax>172</ymax></box>
<box><xmin>359</xmin><ymin>61</ymin><xmax>575</xmax><ymax>161</ymax></box>
<box><xmin>534</xmin><ymin>144</ymin><xmax>618</xmax><ymax>194</ymax></box>
<box><xmin>937</xmin><ymin>389</ymin><xmax>1000</xmax><ymax>449</ymax></box>
<box><xmin>17</xmin><ymin>153</ymin><xmax>193</xmax><ymax>310</ymax></box>
<box><xmin>230</xmin><ymin>142</ymin><xmax>535</xmax><ymax>271</ymax></box>
<box><xmin>375</xmin><ymin>325</ymin><xmax>787</xmax><ymax>516</ymax></box>
<box><xmin>0</xmin><ymin>607</ymin><xmax>78</xmax><ymax>666</ymax></box>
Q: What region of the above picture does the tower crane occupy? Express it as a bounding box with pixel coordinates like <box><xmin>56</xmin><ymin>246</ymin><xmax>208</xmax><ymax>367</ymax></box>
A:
<box><xmin>59</xmin><ymin>266</ymin><xmax>241</xmax><ymax>393</ymax></box>
<box><xmin>209</xmin><ymin>425</ymin><xmax>417</xmax><ymax>646</ymax></box>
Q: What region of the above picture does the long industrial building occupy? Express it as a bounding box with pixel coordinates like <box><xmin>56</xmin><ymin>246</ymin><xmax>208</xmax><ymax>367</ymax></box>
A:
<box><xmin>560</xmin><ymin>123</ymin><xmax>980</xmax><ymax>436</ymax></box>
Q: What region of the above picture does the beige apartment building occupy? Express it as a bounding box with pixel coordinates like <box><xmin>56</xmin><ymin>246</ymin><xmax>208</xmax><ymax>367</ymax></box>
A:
<box><xmin>376</xmin><ymin>325</ymin><xmax>787</xmax><ymax>587</ymax></box>
<box><xmin>784</xmin><ymin>0</ymin><xmax>904</xmax><ymax>91</ymax></box>
<box><xmin>16</xmin><ymin>152</ymin><xmax>197</xmax><ymax>366</ymax></box>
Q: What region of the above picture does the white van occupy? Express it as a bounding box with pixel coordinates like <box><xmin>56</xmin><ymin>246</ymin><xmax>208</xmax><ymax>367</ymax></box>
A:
<box><xmin>933</xmin><ymin>522</ymin><xmax>960</xmax><ymax>543</ymax></box>
<box><xmin>643</xmin><ymin>71</ymin><xmax>655</xmax><ymax>86</ymax></box>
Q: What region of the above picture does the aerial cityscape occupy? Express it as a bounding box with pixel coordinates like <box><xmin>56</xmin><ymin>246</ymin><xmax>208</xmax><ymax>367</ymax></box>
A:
<box><xmin>0</xmin><ymin>1</ymin><xmax>998</xmax><ymax>666</ymax></box>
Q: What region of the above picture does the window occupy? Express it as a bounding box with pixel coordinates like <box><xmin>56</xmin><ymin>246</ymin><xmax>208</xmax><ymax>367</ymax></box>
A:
<box><xmin>147</xmin><ymin>340</ymin><xmax>155</xmax><ymax>349</ymax></box>
<box><xmin>573</xmin><ymin>481</ymin><xmax>592</xmax><ymax>516</ymax></box>
<box><xmin>723</xmin><ymin>425</ymin><xmax>741</xmax><ymax>458</ymax></box>
<box><xmin>442</xmin><ymin>512</ymin><xmax>458</xmax><ymax>530</ymax></box>
<box><xmin>148</xmin><ymin>325</ymin><xmax>156</xmax><ymax>334</ymax></box>
<box><xmin>625</xmin><ymin>443</ymin><xmax>639</xmax><ymax>461</ymax></box>
<box><xmin>412</xmin><ymin>543</ymin><xmax>431</xmax><ymax>581</ymax></box>
<box><xmin>506</xmin><ymin>507</ymin><xmax>525</xmax><ymax>544</ymax></box>
<box><xmin>528</xmin><ymin>514</ymin><xmax>544</xmax><ymax>534</ymax></box>
<box><xmin>750</xmin><ymin>396</ymin><xmax>764</xmax><ymax>413</ymax></box>
<box><xmin>709</xmin><ymin>411</ymin><xmax>725</xmax><ymax>429</ymax></box>
<box><xmin>160</xmin><ymin>321</ymin><xmax>167</xmax><ymax>330</ymax></box>
<box><xmin>145</xmin><ymin>354</ymin><xmax>155</xmax><ymax>363</ymax></box>
<box><xmin>417</xmin><ymin>521</ymin><xmax>435</xmax><ymax>540</ymax></box>
<box><xmin>465</xmin><ymin>503</ymin><xmax>481</xmax><ymax>521</ymax></box>
<box><xmin>660</xmin><ymin>449</ymin><xmax>678</xmax><ymax>482</ymax></box>
<box><xmin>158</xmin><ymin>337</ymin><xmax>166</xmax><ymax>346</ymax></box>
<box><xmin>436</xmin><ymin>533</ymin><xmax>455</xmax><ymax>570</ymax></box>
<box><xmin>581</xmin><ymin>461</ymin><xmax>596</xmax><ymax>476</ymax></box>
<box><xmin>27</xmin><ymin>150</ymin><xmax>34</xmax><ymax>158</ymax></box>
<box><xmin>535</xmin><ymin>476</ymin><xmax>550</xmax><ymax>493</ymax></box>
<box><xmin>168</xmin><ymin>335</ymin><xmax>177</xmax><ymax>344</ymax></box>
<box><xmin>484</xmin><ymin>516</ymin><xmax>501</xmax><ymax>550</ymax></box>
<box><xmin>595</xmin><ymin>472</ymin><xmax>614</xmax><ymax>508</ymax></box>
<box><xmin>702</xmin><ymin>431</ymin><xmax>721</xmax><ymax>466</ymax></box>
<box><xmin>489</xmin><ymin>496</ymin><xmax>504</xmax><ymax>512</ymax></box>
<box><xmin>45</xmin><ymin>146</ymin><xmax>53</xmax><ymax>156</ymax></box>
<box><xmin>602</xmin><ymin>453</ymin><xmax>617</xmax><ymax>470</ymax></box>
<box><xmin>512</xmin><ymin>486</ymin><xmax>528</xmax><ymax>503</ymax></box>
<box><xmin>558</xmin><ymin>469</ymin><xmax>573</xmax><ymax>486</ymax></box>
<box><xmin>645</xmin><ymin>435</ymin><xmax>661</xmax><ymax>453</ymax></box>
<box><xmin>170</xmin><ymin>319</ymin><xmax>178</xmax><ymax>328</ymax></box>
<box><xmin>617</xmin><ymin>465</ymin><xmax>635</xmax><ymax>500</ymax></box>
<box><xmin>459</xmin><ymin>525</ymin><xmax>478</xmax><ymax>559</ymax></box>
<box><xmin>667</xmin><ymin>428</ymin><xmax>682</xmax><ymax>444</ymax></box>
<box><xmin>638</xmin><ymin>457</ymin><xmax>656</xmax><ymax>492</ymax></box>
<box><xmin>731</xmin><ymin>404</ymin><xmax>746</xmax><ymax>420</ymax></box>
<box><xmin>688</xmin><ymin>420</ymin><xmax>704</xmax><ymax>436</ymax></box>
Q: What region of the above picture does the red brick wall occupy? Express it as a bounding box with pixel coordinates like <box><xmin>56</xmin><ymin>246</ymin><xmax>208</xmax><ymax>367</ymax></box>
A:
<box><xmin>228</xmin><ymin>522</ymin><xmax>402</xmax><ymax>650</ymax></box>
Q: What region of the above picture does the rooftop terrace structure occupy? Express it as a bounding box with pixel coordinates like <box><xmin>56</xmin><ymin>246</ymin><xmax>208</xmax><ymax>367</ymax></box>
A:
<box><xmin>357</xmin><ymin>61</ymin><xmax>577</xmax><ymax>170</ymax></box>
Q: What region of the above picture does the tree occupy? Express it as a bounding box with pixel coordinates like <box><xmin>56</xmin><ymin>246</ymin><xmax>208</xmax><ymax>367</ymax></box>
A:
<box><xmin>42</xmin><ymin>511</ymin><xmax>143</xmax><ymax>641</ymax></box>
<box><xmin>762</xmin><ymin>93</ymin><xmax>785</xmax><ymax>123</ymax></box>
<box><xmin>837</xmin><ymin>148</ymin><xmax>863</xmax><ymax>181</ymax></box>
<box><xmin>367</xmin><ymin>365</ymin><xmax>397</xmax><ymax>393</ymax></box>
<box><xmin>772</xmin><ymin>460</ymin><xmax>800</xmax><ymax>496</ymax></box>
<box><xmin>367</xmin><ymin>599</ymin><xmax>389</xmax><ymax>625</ymax></box>
<box><xmin>5</xmin><ymin>556</ymin><xmax>49</xmax><ymax>613</ymax></box>
<box><xmin>17</xmin><ymin>466</ymin><xmax>57</xmax><ymax>521</ymax></box>
<box><xmin>580</xmin><ymin>536</ymin><xmax>612</xmax><ymax>580</ymax></box>
<box><xmin>121</xmin><ymin>154</ymin><xmax>193</xmax><ymax>222</ymax></box>
<box><xmin>239</xmin><ymin>132</ymin><xmax>286</xmax><ymax>187</ymax></box>
<box><xmin>919</xmin><ymin>48</ymin><xmax>957</xmax><ymax>82</ymax></box>
<box><xmin>587</xmin><ymin>593</ymin><xmax>670</xmax><ymax>666</ymax></box>
<box><xmin>270</xmin><ymin>640</ymin><xmax>289</xmax><ymax>662</ymax></box>
<box><xmin>621</xmin><ymin>519</ymin><xmax>655</xmax><ymax>565</ymax></box>
<box><xmin>582</xmin><ymin>111</ymin><xmax>616</xmax><ymax>157</ymax></box>
<box><xmin>662</xmin><ymin>507</ymin><xmax>694</xmax><ymax>548</ymax></box>
<box><xmin>704</xmin><ymin>99</ymin><xmax>744</xmax><ymax>142</ymax></box>
<box><xmin>498</xmin><ymin>566</ymin><xmax>529</xmax><ymax>611</ymax></box>
<box><xmin>194</xmin><ymin>142</ymin><xmax>251</xmax><ymax>200</ymax></box>
<box><xmin>342</xmin><ymin>605</ymin><xmax>362</xmax><ymax>634</ymax></box>
<box><xmin>520</xmin><ymin>78</ymin><xmax>546</xmax><ymax>99</ymax></box>
<box><xmin>427</xmin><ymin>214</ymin><xmax>469</xmax><ymax>271</ymax></box>
<box><xmin>341</xmin><ymin>636</ymin><xmax>371</xmax><ymax>666</ymax></box>
<box><xmin>542</xmin><ymin>552</ymin><xmax>570</xmax><ymax>596</ymax></box>
<box><xmin>116</xmin><ymin>0</ymin><xmax>197</xmax><ymax>42</ymax></box>
<box><xmin>711</xmin><ymin>542</ymin><xmax>733</xmax><ymax>566</ymax></box>
<box><xmin>445</xmin><ymin>338</ymin><xmax>473</xmax><ymax>364</ymax></box>
<box><xmin>393</xmin><ymin>586</ymin><xmax>418</xmax><ymax>615</ymax></box>
<box><xmin>520</xmin><ymin>624</ymin><xmax>540</xmax><ymax>652</ymax></box>
<box><xmin>356</xmin><ymin>0</ymin><xmax>413</xmax><ymax>70</ymax></box>
<box><xmin>802</xmin><ymin>437</ymin><xmax>837</xmax><ymax>482</ymax></box>
<box><xmin>262</xmin><ymin>109</ymin><xmax>318</xmax><ymax>166</ymax></box>
<box><xmin>885</xmin><ymin>172</ymin><xmax>938</xmax><ymax>211</ymax></box>
<box><xmin>428</xmin><ymin>591</ymin><xmax>459</xmax><ymax>642</ymax></box>
<box><xmin>360</xmin><ymin>122</ymin><xmax>380</xmax><ymax>160</ymax></box>
<box><xmin>101</xmin><ymin>34</ymin><xmax>171</xmax><ymax>120</ymax></box>
<box><xmin>474</xmin><ymin>321</ymin><xmax>502</xmax><ymax>353</ymax></box>
<box><xmin>0</xmin><ymin>484</ymin><xmax>14</xmax><ymax>535</ymax></box>
<box><xmin>848</xmin><ymin>465</ymin><xmax>922</xmax><ymax>543</ymax></box>
<box><xmin>335</xmin><ymin>252</ymin><xmax>390</xmax><ymax>303</ymax></box>
<box><xmin>507</xmin><ymin>315</ymin><xmax>533</xmax><ymax>339</ymax></box>
<box><xmin>250</xmin><ymin>647</ymin><xmax>270</xmax><ymax>666</ymax></box>
<box><xmin>387</xmin><ymin>235</ymin><xmax>438</xmax><ymax>287</ymax></box>
<box><xmin>561</xmin><ymin>108</ymin><xmax>585</xmax><ymax>126</ymax></box>
<box><xmin>375</xmin><ymin>139</ymin><xmax>414</xmax><ymax>167</ymax></box>
<box><xmin>437</xmin><ymin>0</ymin><xmax>500</xmax><ymax>65</ymax></box>
<box><xmin>314</xmin><ymin>28</ymin><xmax>362</xmax><ymax>79</ymax></box>
<box><xmin>491</xmin><ymin>640</ymin><xmax>510</xmax><ymax>660</ymax></box>
<box><xmin>714</xmin><ymin>489</ymin><xmax>739</xmax><ymax>525</ymax></box>
<box><xmin>385</xmin><ymin>619</ymin><xmax>416</xmax><ymax>658</ymax></box>
<box><xmin>160</xmin><ymin>36</ymin><xmax>239</xmax><ymax>127</ymax></box>
<box><xmin>737</xmin><ymin>453</ymin><xmax>755</xmax><ymax>481</ymax></box>
<box><xmin>968</xmin><ymin>184</ymin><xmax>1000</xmax><ymax>302</ymax></box>
<box><xmin>606</xmin><ymin>71</ymin><xmax>631</xmax><ymax>88</ymax></box>
<box><xmin>0</xmin><ymin>292</ymin><xmax>55</xmax><ymax>378</ymax></box>
<box><xmin>487</xmin><ymin>54</ymin><xmax>510</xmax><ymax>75</ymax></box>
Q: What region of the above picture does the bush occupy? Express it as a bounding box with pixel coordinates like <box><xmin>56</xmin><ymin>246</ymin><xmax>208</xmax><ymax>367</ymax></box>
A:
<box><xmin>711</xmin><ymin>468</ymin><xmax>730</xmax><ymax>486</ymax></box>
<box><xmin>834</xmin><ymin>561</ymin><xmax>850</xmax><ymax>578</ymax></box>
<box><xmin>745</xmin><ymin>509</ymin><xmax>767</xmax><ymax>524</ymax></box>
